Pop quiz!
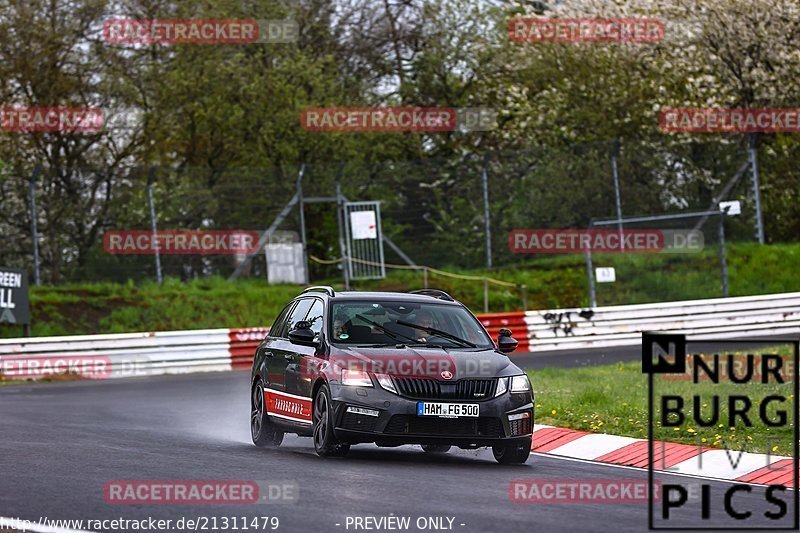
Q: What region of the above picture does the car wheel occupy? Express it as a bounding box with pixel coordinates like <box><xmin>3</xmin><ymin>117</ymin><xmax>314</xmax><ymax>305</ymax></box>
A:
<box><xmin>421</xmin><ymin>445</ymin><xmax>451</xmax><ymax>454</ymax></box>
<box><xmin>251</xmin><ymin>378</ymin><xmax>284</xmax><ymax>447</ymax></box>
<box><xmin>312</xmin><ymin>384</ymin><xmax>350</xmax><ymax>457</ymax></box>
<box><xmin>492</xmin><ymin>437</ymin><xmax>531</xmax><ymax>464</ymax></box>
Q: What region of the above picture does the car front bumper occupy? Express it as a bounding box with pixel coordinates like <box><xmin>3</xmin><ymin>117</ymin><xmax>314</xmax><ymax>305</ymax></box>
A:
<box><xmin>329</xmin><ymin>381</ymin><xmax>534</xmax><ymax>447</ymax></box>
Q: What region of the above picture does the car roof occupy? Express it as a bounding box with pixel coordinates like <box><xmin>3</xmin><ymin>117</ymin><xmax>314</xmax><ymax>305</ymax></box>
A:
<box><xmin>298</xmin><ymin>290</ymin><xmax>461</xmax><ymax>305</ymax></box>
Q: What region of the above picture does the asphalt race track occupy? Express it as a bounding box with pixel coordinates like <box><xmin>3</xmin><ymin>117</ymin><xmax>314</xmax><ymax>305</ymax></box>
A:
<box><xmin>1</xmin><ymin>367</ymin><xmax>792</xmax><ymax>533</ymax></box>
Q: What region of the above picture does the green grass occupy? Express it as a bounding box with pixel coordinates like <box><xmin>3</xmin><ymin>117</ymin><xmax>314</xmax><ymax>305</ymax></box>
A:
<box><xmin>1</xmin><ymin>242</ymin><xmax>799</xmax><ymax>338</ymax></box>
<box><xmin>529</xmin><ymin>355</ymin><xmax>795</xmax><ymax>455</ymax></box>
<box><xmin>2</xmin><ymin>277</ymin><xmax>301</xmax><ymax>338</ymax></box>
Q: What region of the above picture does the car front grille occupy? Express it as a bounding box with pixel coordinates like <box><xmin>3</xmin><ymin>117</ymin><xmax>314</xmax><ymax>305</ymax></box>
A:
<box><xmin>384</xmin><ymin>415</ymin><xmax>503</xmax><ymax>437</ymax></box>
<box><xmin>392</xmin><ymin>377</ymin><xmax>497</xmax><ymax>401</ymax></box>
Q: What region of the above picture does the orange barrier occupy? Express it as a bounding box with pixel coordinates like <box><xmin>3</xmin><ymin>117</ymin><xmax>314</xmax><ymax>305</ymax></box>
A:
<box><xmin>477</xmin><ymin>312</ymin><xmax>529</xmax><ymax>352</ymax></box>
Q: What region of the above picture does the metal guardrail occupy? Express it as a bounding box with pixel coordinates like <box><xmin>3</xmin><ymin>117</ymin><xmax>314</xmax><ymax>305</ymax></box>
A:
<box><xmin>524</xmin><ymin>292</ymin><xmax>800</xmax><ymax>351</ymax></box>
<box><xmin>0</xmin><ymin>327</ymin><xmax>268</xmax><ymax>380</ymax></box>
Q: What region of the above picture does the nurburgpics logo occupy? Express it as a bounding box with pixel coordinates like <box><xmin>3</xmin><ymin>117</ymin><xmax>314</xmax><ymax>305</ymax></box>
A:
<box><xmin>643</xmin><ymin>333</ymin><xmax>799</xmax><ymax>530</ymax></box>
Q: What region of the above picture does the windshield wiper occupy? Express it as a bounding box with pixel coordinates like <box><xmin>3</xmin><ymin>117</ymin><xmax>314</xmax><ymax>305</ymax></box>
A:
<box><xmin>355</xmin><ymin>343</ymin><xmax>402</xmax><ymax>348</ymax></box>
<box><xmin>353</xmin><ymin>314</ymin><xmax>418</xmax><ymax>344</ymax></box>
<box><xmin>395</xmin><ymin>320</ymin><xmax>476</xmax><ymax>348</ymax></box>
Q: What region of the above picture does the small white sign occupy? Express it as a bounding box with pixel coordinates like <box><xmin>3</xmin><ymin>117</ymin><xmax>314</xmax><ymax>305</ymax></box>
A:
<box><xmin>719</xmin><ymin>200</ymin><xmax>741</xmax><ymax>216</ymax></box>
<box><xmin>596</xmin><ymin>267</ymin><xmax>616</xmax><ymax>283</ymax></box>
<box><xmin>350</xmin><ymin>210</ymin><xmax>377</xmax><ymax>240</ymax></box>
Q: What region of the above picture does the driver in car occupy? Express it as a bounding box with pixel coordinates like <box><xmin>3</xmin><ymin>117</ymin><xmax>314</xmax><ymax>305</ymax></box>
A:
<box><xmin>413</xmin><ymin>309</ymin><xmax>435</xmax><ymax>343</ymax></box>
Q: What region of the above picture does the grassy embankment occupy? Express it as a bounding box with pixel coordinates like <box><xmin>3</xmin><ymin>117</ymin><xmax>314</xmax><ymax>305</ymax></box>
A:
<box><xmin>3</xmin><ymin>241</ymin><xmax>797</xmax><ymax>338</ymax></box>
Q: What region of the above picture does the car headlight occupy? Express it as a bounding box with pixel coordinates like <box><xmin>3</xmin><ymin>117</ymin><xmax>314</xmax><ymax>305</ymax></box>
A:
<box><xmin>494</xmin><ymin>377</ymin><xmax>508</xmax><ymax>397</ymax></box>
<box><xmin>341</xmin><ymin>369</ymin><xmax>373</xmax><ymax>387</ymax></box>
<box><xmin>375</xmin><ymin>374</ymin><xmax>396</xmax><ymax>394</ymax></box>
<box><xmin>510</xmin><ymin>374</ymin><xmax>531</xmax><ymax>393</ymax></box>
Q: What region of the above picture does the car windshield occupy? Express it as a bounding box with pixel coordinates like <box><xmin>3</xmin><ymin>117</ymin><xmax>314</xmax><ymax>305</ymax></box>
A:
<box><xmin>329</xmin><ymin>300</ymin><xmax>494</xmax><ymax>349</ymax></box>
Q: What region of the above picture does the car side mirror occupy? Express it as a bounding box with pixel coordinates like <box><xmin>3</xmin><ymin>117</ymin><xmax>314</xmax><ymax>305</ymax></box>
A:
<box><xmin>288</xmin><ymin>320</ymin><xmax>318</xmax><ymax>347</ymax></box>
<box><xmin>497</xmin><ymin>328</ymin><xmax>518</xmax><ymax>354</ymax></box>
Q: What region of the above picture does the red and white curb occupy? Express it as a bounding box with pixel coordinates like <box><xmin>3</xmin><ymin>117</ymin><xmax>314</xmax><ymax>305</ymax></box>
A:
<box><xmin>532</xmin><ymin>424</ymin><xmax>795</xmax><ymax>486</ymax></box>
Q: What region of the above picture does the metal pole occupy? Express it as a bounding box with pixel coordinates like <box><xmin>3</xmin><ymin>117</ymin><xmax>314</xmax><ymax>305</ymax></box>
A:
<box><xmin>483</xmin><ymin>277</ymin><xmax>489</xmax><ymax>313</ymax></box>
<box><xmin>585</xmin><ymin>246</ymin><xmax>597</xmax><ymax>308</ymax></box>
<box><xmin>749</xmin><ymin>134</ymin><xmax>765</xmax><ymax>244</ymax></box>
<box><xmin>521</xmin><ymin>284</ymin><xmax>527</xmax><ymax>311</ymax></box>
<box><xmin>611</xmin><ymin>139</ymin><xmax>624</xmax><ymax>250</ymax></box>
<box><xmin>28</xmin><ymin>166</ymin><xmax>41</xmax><ymax>286</ymax></box>
<box><xmin>423</xmin><ymin>266</ymin><xmax>428</xmax><ymax>289</ymax></box>
<box><xmin>296</xmin><ymin>164</ymin><xmax>308</xmax><ymax>284</ymax></box>
<box><xmin>719</xmin><ymin>212</ymin><xmax>729</xmax><ymax>297</ymax></box>
<box><xmin>335</xmin><ymin>178</ymin><xmax>350</xmax><ymax>290</ymax></box>
<box><xmin>481</xmin><ymin>154</ymin><xmax>492</xmax><ymax>270</ymax></box>
<box><xmin>146</xmin><ymin>167</ymin><xmax>162</xmax><ymax>284</ymax></box>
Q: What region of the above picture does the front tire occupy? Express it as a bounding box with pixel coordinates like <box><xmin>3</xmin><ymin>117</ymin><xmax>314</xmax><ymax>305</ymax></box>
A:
<box><xmin>251</xmin><ymin>378</ymin><xmax>284</xmax><ymax>447</ymax></box>
<box><xmin>312</xmin><ymin>384</ymin><xmax>350</xmax><ymax>457</ymax></box>
<box><xmin>492</xmin><ymin>437</ymin><xmax>531</xmax><ymax>464</ymax></box>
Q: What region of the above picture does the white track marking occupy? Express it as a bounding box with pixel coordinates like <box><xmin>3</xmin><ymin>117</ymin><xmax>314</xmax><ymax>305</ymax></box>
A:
<box><xmin>530</xmin><ymin>452</ymin><xmax>790</xmax><ymax>488</ymax></box>
<box><xmin>546</xmin><ymin>433</ymin><xmax>644</xmax><ymax>460</ymax></box>
<box><xmin>667</xmin><ymin>449</ymin><xmax>790</xmax><ymax>479</ymax></box>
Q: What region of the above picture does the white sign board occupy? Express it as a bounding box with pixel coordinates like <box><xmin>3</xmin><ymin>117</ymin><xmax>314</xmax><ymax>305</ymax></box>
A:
<box><xmin>596</xmin><ymin>267</ymin><xmax>616</xmax><ymax>283</ymax></box>
<box><xmin>350</xmin><ymin>210</ymin><xmax>377</xmax><ymax>240</ymax></box>
<box><xmin>265</xmin><ymin>243</ymin><xmax>307</xmax><ymax>284</ymax></box>
<box><xmin>719</xmin><ymin>200</ymin><xmax>741</xmax><ymax>216</ymax></box>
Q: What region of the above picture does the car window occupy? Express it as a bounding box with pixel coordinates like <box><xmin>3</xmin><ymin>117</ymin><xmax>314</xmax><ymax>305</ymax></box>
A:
<box><xmin>304</xmin><ymin>299</ymin><xmax>325</xmax><ymax>339</ymax></box>
<box><xmin>286</xmin><ymin>298</ymin><xmax>314</xmax><ymax>332</ymax></box>
<box><xmin>329</xmin><ymin>300</ymin><xmax>493</xmax><ymax>348</ymax></box>
<box><xmin>270</xmin><ymin>301</ymin><xmax>296</xmax><ymax>339</ymax></box>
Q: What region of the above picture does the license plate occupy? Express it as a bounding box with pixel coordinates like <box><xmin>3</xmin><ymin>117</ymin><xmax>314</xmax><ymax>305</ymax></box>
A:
<box><xmin>416</xmin><ymin>402</ymin><xmax>479</xmax><ymax>418</ymax></box>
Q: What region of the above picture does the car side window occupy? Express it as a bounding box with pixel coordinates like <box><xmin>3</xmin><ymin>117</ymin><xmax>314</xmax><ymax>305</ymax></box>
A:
<box><xmin>286</xmin><ymin>298</ymin><xmax>314</xmax><ymax>332</ymax></box>
<box><xmin>304</xmin><ymin>299</ymin><xmax>325</xmax><ymax>339</ymax></box>
<box><xmin>270</xmin><ymin>302</ymin><xmax>296</xmax><ymax>339</ymax></box>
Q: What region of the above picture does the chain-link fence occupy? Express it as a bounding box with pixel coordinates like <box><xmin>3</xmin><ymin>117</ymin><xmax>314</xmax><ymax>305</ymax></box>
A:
<box><xmin>0</xmin><ymin>135</ymin><xmax>787</xmax><ymax>306</ymax></box>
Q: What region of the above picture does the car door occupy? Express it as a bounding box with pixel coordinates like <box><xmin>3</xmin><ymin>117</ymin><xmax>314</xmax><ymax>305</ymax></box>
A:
<box><xmin>261</xmin><ymin>298</ymin><xmax>316</xmax><ymax>425</ymax></box>
<box><xmin>286</xmin><ymin>297</ymin><xmax>326</xmax><ymax>400</ymax></box>
<box><xmin>260</xmin><ymin>301</ymin><xmax>296</xmax><ymax>393</ymax></box>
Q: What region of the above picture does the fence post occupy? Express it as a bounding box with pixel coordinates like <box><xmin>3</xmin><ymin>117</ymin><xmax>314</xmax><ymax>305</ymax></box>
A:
<box><xmin>483</xmin><ymin>277</ymin><xmax>489</xmax><ymax>313</ymax></box>
<box><xmin>585</xmin><ymin>246</ymin><xmax>597</xmax><ymax>308</ymax></box>
<box><xmin>335</xmin><ymin>176</ymin><xmax>350</xmax><ymax>291</ymax></box>
<box><xmin>749</xmin><ymin>134</ymin><xmax>765</xmax><ymax>244</ymax></box>
<box><xmin>423</xmin><ymin>266</ymin><xmax>428</xmax><ymax>289</ymax></box>
<box><xmin>296</xmin><ymin>164</ymin><xmax>308</xmax><ymax>284</ymax></box>
<box><xmin>28</xmin><ymin>165</ymin><xmax>42</xmax><ymax>286</ymax></box>
<box><xmin>611</xmin><ymin>139</ymin><xmax>624</xmax><ymax>250</ymax></box>
<box><xmin>481</xmin><ymin>154</ymin><xmax>492</xmax><ymax>270</ymax></box>
<box><xmin>147</xmin><ymin>167</ymin><xmax>162</xmax><ymax>284</ymax></box>
<box><xmin>719</xmin><ymin>212</ymin><xmax>729</xmax><ymax>297</ymax></box>
<box><xmin>520</xmin><ymin>284</ymin><xmax>527</xmax><ymax>311</ymax></box>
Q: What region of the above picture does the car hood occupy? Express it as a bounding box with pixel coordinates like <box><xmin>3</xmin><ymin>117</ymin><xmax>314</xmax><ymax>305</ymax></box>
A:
<box><xmin>329</xmin><ymin>345</ymin><xmax>521</xmax><ymax>380</ymax></box>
